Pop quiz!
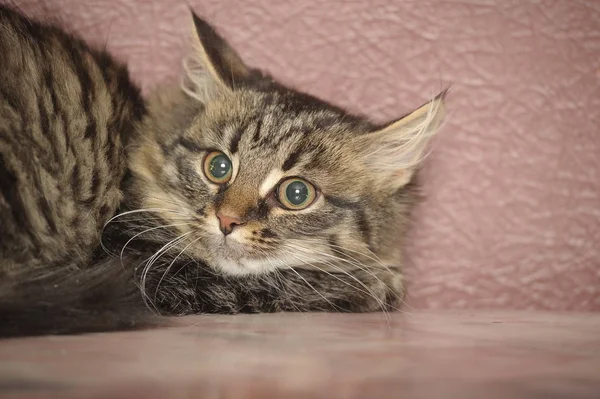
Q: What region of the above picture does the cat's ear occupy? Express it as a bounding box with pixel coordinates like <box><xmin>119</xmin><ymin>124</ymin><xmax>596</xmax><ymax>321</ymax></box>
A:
<box><xmin>356</xmin><ymin>91</ymin><xmax>447</xmax><ymax>190</ymax></box>
<box><xmin>182</xmin><ymin>11</ymin><xmax>252</xmax><ymax>102</ymax></box>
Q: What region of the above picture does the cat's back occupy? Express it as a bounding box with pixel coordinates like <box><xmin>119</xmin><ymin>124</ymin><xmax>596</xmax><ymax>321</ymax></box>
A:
<box><xmin>0</xmin><ymin>6</ymin><xmax>145</xmax><ymax>272</ymax></box>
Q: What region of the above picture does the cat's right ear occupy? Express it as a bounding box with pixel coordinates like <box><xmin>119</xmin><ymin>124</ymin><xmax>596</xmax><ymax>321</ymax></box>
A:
<box><xmin>182</xmin><ymin>11</ymin><xmax>252</xmax><ymax>102</ymax></box>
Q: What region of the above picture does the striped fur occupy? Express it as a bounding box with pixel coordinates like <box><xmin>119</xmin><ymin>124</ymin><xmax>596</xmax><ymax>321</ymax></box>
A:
<box><xmin>0</xmin><ymin>5</ymin><xmax>150</xmax><ymax>336</ymax></box>
<box><xmin>0</xmin><ymin>7</ymin><xmax>446</xmax><ymax>336</ymax></box>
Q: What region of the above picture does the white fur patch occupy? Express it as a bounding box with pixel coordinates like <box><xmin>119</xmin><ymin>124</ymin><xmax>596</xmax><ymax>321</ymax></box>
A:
<box><xmin>230</xmin><ymin>153</ymin><xmax>240</xmax><ymax>182</ymax></box>
<box><xmin>212</xmin><ymin>257</ymin><xmax>275</xmax><ymax>276</ymax></box>
<box><xmin>259</xmin><ymin>169</ymin><xmax>284</xmax><ymax>197</ymax></box>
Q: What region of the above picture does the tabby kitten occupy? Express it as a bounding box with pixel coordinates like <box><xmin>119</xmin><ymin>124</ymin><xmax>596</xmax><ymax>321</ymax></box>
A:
<box><xmin>0</xmin><ymin>5</ymin><xmax>445</xmax><ymax>337</ymax></box>
<box><xmin>114</xmin><ymin>14</ymin><xmax>446</xmax><ymax>316</ymax></box>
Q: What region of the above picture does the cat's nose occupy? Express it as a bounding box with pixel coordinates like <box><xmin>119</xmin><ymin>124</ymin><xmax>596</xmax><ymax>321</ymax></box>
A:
<box><xmin>217</xmin><ymin>212</ymin><xmax>245</xmax><ymax>236</ymax></box>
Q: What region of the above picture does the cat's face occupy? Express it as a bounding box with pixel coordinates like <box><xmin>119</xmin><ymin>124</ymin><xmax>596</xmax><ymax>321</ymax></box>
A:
<box><xmin>127</xmin><ymin>13</ymin><xmax>445</xmax><ymax>276</ymax></box>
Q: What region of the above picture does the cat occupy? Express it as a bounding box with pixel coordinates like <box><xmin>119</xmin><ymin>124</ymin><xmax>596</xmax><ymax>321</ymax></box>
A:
<box><xmin>0</xmin><ymin>5</ymin><xmax>446</xmax><ymax>337</ymax></box>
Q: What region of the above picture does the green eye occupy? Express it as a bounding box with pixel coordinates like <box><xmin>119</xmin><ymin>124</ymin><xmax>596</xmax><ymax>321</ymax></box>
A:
<box><xmin>203</xmin><ymin>151</ymin><xmax>233</xmax><ymax>184</ymax></box>
<box><xmin>277</xmin><ymin>178</ymin><xmax>317</xmax><ymax>210</ymax></box>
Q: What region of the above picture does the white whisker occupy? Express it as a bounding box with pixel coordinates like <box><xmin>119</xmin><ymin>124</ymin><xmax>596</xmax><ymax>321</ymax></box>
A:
<box><xmin>286</xmin><ymin>242</ymin><xmax>406</xmax><ymax>310</ymax></box>
<box><xmin>119</xmin><ymin>223</ymin><xmax>193</xmax><ymax>266</ymax></box>
<box><xmin>294</xmin><ymin>238</ymin><xmax>413</xmax><ymax>312</ymax></box>
<box><xmin>139</xmin><ymin>232</ymin><xmax>193</xmax><ymax>312</ymax></box>
<box><xmin>103</xmin><ymin>208</ymin><xmax>187</xmax><ymax>229</ymax></box>
<box><xmin>285</xmin><ymin>266</ymin><xmax>340</xmax><ymax>312</ymax></box>
<box><xmin>281</xmin><ymin>248</ymin><xmax>391</xmax><ymax>319</ymax></box>
<box><xmin>301</xmin><ymin>237</ymin><xmax>394</xmax><ymax>273</ymax></box>
<box><xmin>257</xmin><ymin>249</ymin><xmax>305</xmax><ymax>315</ymax></box>
<box><xmin>154</xmin><ymin>235</ymin><xmax>203</xmax><ymax>300</ymax></box>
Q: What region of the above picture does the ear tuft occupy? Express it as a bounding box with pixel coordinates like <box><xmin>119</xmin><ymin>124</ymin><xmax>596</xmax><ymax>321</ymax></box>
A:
<box><xmin>358</xmin><ymin>90</ymin><xmax>448</xmax><ymax>189</ymax></box>
<box><xmin>181</xmin><ymin>11</ymin><xmax>252</xmax><ymax>103</ymax></box>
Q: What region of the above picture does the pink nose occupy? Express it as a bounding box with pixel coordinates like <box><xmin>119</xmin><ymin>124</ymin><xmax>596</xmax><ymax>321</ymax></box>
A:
<box><xmin>217</xmin><ymin>212</ymin><xmax>245</xmax><ymax>236</ymax></box>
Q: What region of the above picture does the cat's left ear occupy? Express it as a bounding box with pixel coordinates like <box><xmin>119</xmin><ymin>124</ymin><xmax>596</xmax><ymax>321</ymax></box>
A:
<box><xmin>356</xmin><ymin>91</ymin><xmax>447</xmax><ymax>190</ymax></box>
<box><xmin>182</xmin><ymin>11</ymin><xmax>252</xmax><ymax>101</ymax></box>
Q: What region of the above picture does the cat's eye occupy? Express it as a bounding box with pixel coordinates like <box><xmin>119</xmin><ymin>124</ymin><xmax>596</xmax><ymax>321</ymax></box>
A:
<box><xmin>276</xmin><ymin>178</ymin><xmax>317</xmax><ymax>210</ymax></box>
<box><xmin>203</xmin><ymin>151</ymin><xmax>233</xmax><ymax>184</ymax></box>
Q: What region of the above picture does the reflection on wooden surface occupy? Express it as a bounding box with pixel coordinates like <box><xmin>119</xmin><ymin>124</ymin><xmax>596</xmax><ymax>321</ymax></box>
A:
<box><xmin>0</xmin><ymin>311</ymin><xmax>599</xmax><ymax>398</ymax></box>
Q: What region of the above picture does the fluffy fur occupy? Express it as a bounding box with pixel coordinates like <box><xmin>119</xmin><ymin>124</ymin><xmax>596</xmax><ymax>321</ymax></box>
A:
<box><xmin>0</xmin><ymin>5</ymin><xmax>151</xmax><ymax>336</ymax></box>
<box><xmin>0</xmin><ymin>6</ymin><xmax>446</xmax><ymax>337</ymax></box>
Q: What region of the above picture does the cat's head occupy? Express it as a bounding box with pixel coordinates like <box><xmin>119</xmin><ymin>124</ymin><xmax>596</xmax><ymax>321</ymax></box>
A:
<box><xmin>128</xmin><ymin>12</ymin><xmax>446</xmax><ymax>276</ymax></box>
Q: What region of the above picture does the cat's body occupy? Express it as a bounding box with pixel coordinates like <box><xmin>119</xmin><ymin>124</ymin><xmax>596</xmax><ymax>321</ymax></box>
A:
<box><xmin>0</xmin><ymin>5</ymin><xmax>151</xmax><ymax>336</ymax></box>
<box><xmin>0</xmin><ymin>5</ymin><xmax>145</xmax><ymax>269</ymax></box>
<box><xmin>0</xmin><ymin>6</ymin><xmax>446</xmax><ymax>337</ymax></box>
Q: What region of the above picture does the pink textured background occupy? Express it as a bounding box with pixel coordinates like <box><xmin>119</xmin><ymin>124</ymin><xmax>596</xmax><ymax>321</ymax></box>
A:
<box><xmin>14</xmin><ymin>0</ymin><xmax>600</xmax><ymax>310</ymax></box>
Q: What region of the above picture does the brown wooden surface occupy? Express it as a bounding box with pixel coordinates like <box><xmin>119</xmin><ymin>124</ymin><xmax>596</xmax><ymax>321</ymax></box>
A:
<box><xmin>0</xmin><ymin>311</ymin><xmax>599</xmax><ymax>398</ymax></box>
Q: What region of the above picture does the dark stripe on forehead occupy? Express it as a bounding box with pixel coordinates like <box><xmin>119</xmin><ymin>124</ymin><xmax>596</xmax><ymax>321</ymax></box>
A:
<box><xmin>251</xmin><ymin>119</ymin><xmax>263</xmax><ymax>143</ymax></box>
<box><xmin>282</xmin><ymin>146</ymin><xmax>303</xmax><ymax>171</ymax></box>
<box><xmin>177</xmin><ymin>137</ymin><xmax>203</xmax><ymax>152</ymax></box>
<box><xmin>229</xmin><ymin>127</ymin><xmax>244</xmax><ymax>154</ymax></box>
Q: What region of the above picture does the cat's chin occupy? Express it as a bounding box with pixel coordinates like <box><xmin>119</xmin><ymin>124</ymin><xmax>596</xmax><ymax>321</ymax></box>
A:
<box><xmin>211</xmin><ymin>257</ymin><xmax>275</xmax><ymax>276</ymax></box>
<box><xmin>205</xmin><ymin>232</ymin><xmax>284</xmax><ymax>276</ymax></box>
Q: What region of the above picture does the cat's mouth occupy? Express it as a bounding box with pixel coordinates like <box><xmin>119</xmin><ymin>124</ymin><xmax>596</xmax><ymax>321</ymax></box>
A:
<box><xmin>191</xmin><ymin>219</ymin><xmax>287</xmax><ymax>275</ymax></box>
<box><xmin>218</xmin><ymin>230</ymin><xmax>257</xmax><ymax>255</ymax></box>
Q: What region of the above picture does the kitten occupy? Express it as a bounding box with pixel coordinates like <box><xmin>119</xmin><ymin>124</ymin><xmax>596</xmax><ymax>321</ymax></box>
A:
<box><xmin>0</xmin><ymin>6</ymin><xmax>446</xmax><ymax>337</ymax></box>
<box><xmin>113</xmin><ymin>14</ymin><xmax>446</xmax><ymax>315</ymax></box>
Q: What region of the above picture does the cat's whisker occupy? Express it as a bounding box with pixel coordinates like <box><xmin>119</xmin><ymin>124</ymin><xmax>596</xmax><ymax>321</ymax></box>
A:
<box><xmin>139</xmin><ymin>232</ymin><xmax>193</xmax><ymax>312</ymax></box>
<box><xmin>256</xmin><ymin>249</ymin><xmax>305</xmax><ymax>315</ymax></box>
<box><xmin>288</xmin><ymin>242</ymin><xmax>383</xmax><ymax>282</ymax></box>
<box><xmin>108</xmin><ymin>214</ymin><xmax>194</xmax><ymax>223</ymax></box>
<box><xmin>296</xmin><ymin>239</ymin><xmax>412</xmax><ymax>312</ymax></box>
<box><xmin>281</xmin><ymin>249</ymin><xmax>373</xmax><ymax>300</ymax></box>
<box><xmin>290</xmin><ymin>256</ymin><xmax>389</xmax><ymax>319</ymax></box>
<box><xmin>273</xmin><ymin>269</ymin><xmax>306</xmax><ymax>316</ymax></box>
<box><xmin>145</xmin><ymin>194</ymin><xmax>192</xmax><ymax>212</ymax></box>
<box><xmin>119</xmin><ymin>223</ymin><xmax>194</xmax><ymax>266</ymax></box>
<box><xmin>140</xmin><ymin>233</ymin><xmax>190</xmax><ymax>277</ymax></box>
<box><xmin>154</xmin><ymin>235</ymin><xmax>203</xmax><ymax>301</ymax></box>
<box><xmin>280</xmin><ymin>248</ymin><xmax>391</xmax><ymax>319</ymax></box>
<box><xmin>101</xmin><ymin>207</ymin><xmax>192</xmax><ymax>255</ymax></box>
<box><xmin>102</xmin><ymin>218</ymin><xmax>195</xmax><ymax>255</ymax></box>
<box><xmin>269</xmin><ymin>256</ymin><xmax>314</xmax><ymax>315</ymax></box>
<box><xmin>301</xmin><ymin>237</ymin><xmax>395</xmax><ymax>275</ymax></box>
<box><xmin>297</xmin><ymin>240</ymin><xmax>394</xmax><ymax>282</ymax></box>
<box><xmin>170</xmin><ymin>259</ymin><xmax>197</xmax><ymax>281</ymax></box>
<box><xmin>345</xmin><ymin>246</ymin><xmax>416</xmax><ymax>313</ymax></box>
<box><xmin>283</xmin><ymin>264</ymin><xmax>341</xmax><ymax>313</ymax></box>
<box><xmin>286</xmin><ymin>242</ymin><xmax>405</xmax><ymax>309</ymax></box>
<box><xmin>103</xmin><ymin>208</ymin><xmax>187</xmax><ymax>229</ymax></box>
